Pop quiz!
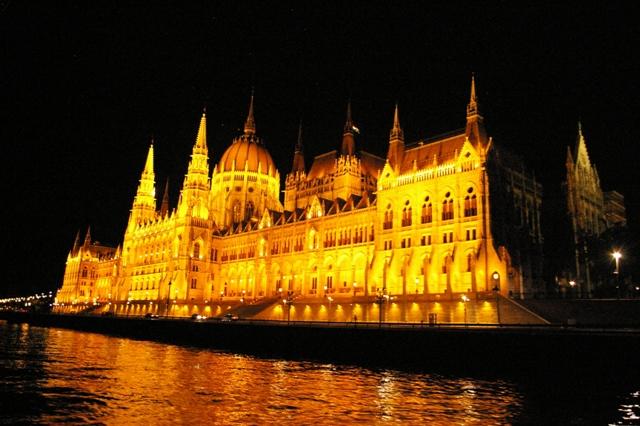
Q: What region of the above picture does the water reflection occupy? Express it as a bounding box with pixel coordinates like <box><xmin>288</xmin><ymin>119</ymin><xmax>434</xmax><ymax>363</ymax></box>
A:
<box><xmin>1</xmin><ymin>321</ymin><xmax>524</xmax><ymax>424</ymax></box>
<box><xmin>0</xmin><ymin>321</ymin><xmax>633</xmax><ymax>425</ymax></box>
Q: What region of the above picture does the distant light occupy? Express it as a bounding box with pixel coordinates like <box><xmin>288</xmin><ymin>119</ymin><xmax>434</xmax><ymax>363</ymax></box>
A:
<box><xmin>612</xmin><ymin>251</ymin><xmax>622</xmax><ymax>261</ymax></box>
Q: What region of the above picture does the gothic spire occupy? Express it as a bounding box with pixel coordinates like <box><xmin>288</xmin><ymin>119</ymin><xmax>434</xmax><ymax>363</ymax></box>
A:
<box><xmin>195</xmin><ymin>110</ymin><xmax>207</xmax><ymax>150</ymax></box>
<box><xmin>465</xmin><ymin>73</ymin><xmax>487</xmax><ymax>146</ymax></box>
<box><xmin>71</xmin><ymin>230</ymin><xmax>81</xmax><ymax>254</ymax></box>
<box><xmin>129</xmin><ymin>142</ymin><xmax>157</xmax><ymax>227</ymax></box>
<box><xmin>387</xmin><ymin>104</ymin><xmax>405</xmax><ymax>171</ymax></box>
<box><xmin>83</xmin><ymin>226</ymin><xmax>91</xmax><ymax>247</ymax></box>
<box><xmin>244</xmin><ymin>91</ymin><xmax>256</xmax><ymax>135</ymax></box>
<box><xmin>466</xmin><ymin>73</ymin><xmax>479</xmax><ymax>118</ymax></box>
<box><xmin>389</xmin><ymin>103</ymin><xmax>404</xmax><ymax>141</ymax></box>
<box><xmin>291</xmin><ymin>120</ymin><xmax>305</xmax><ymax>173</ymax></box>
<box><xmin>160</xmin><ymin>178</ymin><xmax>170</xmax><ymax>217</ymax></box>
<box><xmin>341</xmin><ymin>101</ymin><xmax>356</xmax><ymax>156</ymax></box>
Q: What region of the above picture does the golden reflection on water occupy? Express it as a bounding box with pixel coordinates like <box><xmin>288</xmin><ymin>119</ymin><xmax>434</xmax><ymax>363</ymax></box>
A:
<box><xmin>0</xmin><ymin>323</ymin><xmax>528</xmax><ymax>425</ymax></box>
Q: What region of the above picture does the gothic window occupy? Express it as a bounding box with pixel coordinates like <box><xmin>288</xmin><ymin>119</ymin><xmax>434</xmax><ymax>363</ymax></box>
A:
<box><xmin>442</xmin><ymin>257</ymin><xmax>448</xmax><ymax>274</ymax></box>
<box><xmin>191</xmin><ymin>278</ymin><xmax>197</xmax><ymax>289</ymax></box>
<box><xmin>384</xmin><ymin>204</ymin><xmax>393</xmax><ymax>229</ymax></box>
<box><xmin>193</xmin><ymin>242</ymin><xmax>200</xmax><ymax>259</ymax></box>
<box><xmin>82</xmin><ymin>268</ymin><xmax>88</xmax><ymax>278</ymax></box>
<box><xmin>466</xmin><ymin>253</ymin><xmax>473</xmax><ymax>272</ymax></box>
<box><xmin>402</xmin><ymin>201</ymin><xmax>412</xmax><ymax>227</ymax></box>
<box><xmin>464</xmin><ymin>187</ymin><xmax>478</xmax><ymax>217</ymax></box>
<box><xmin>421</xmin><ymin>196</ymin><xmax>432</xmax><ymax>223</ymax></box>
<box><xmin>442</xmin><ymin>192</ymin><xmax>454</xmax><ymax>220</ymax></box>
<box><xmin>232</xmin><ymin>200</ymin><xmax>242</xmax><ymax>224</ymax></box>
<box><xmin>245</xmin><ymin>201</ymin><xmax>255</xmax><ymax>221</ymax></box>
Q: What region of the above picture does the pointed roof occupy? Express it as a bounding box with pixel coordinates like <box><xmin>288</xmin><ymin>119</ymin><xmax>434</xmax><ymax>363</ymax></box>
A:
<box><xmin>244</xmin><ymin>91</ymin><xmax>256</xmax><ymax>135</ymax></box>
<box><xmin>72</xmin><ymin>230</ymin><xmax>81</xmax><ymax>253</ymax></box>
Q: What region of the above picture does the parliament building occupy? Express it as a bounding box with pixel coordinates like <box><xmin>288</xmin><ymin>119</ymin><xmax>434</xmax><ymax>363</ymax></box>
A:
<box><xmin>55</xmin><ymin>78</ymin><xmax>545</xmax><ymax>315</ymax></box>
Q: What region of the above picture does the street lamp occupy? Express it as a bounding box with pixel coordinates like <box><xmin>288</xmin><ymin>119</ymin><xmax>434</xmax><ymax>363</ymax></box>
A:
<box><xmin>612</xmin><ymin>251</ymin><xmax>622</xmax><ymax>298</ymax></box>
<box><xmin>461</xmin><ymin>294</ymin><xmax>469</xmax><ymax>326</ymax></box>
<box><xmin>492</xmin><ymin>271</ymin><xmax>501</xmax><ymax>326</ymax></box>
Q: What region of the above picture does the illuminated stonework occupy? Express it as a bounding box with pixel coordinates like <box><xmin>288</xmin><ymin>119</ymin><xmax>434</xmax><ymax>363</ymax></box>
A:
<box><xmin>55</xmin><ymin>78</ymin><xmax>544</xmax><ymax>312</ymax></box>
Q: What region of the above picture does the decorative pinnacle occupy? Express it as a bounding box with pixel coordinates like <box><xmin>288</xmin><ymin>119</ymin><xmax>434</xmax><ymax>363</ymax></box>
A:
<box><xmin>244</xmin><ymin>90</ymin><xmax>256</xmax><ymax>135</ymax></box>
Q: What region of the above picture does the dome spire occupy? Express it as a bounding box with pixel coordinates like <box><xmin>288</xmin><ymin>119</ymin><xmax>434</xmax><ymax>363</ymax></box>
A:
<box><xmin>244</xmin><ymin>89</ymin><xmax>256</xmax><ymax>135</ymax></box>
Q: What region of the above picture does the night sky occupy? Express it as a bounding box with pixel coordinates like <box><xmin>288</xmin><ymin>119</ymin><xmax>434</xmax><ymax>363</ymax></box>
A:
<box><xmin>1</xmin><ymin>1</ymin><xmax>638</xmax><ymax>297</ymax></box>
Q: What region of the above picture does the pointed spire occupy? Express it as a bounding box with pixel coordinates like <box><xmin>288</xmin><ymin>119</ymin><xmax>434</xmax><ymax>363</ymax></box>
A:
<box><xmin>295</xmin><ymin>120</ymin><xmax>303</xmax><ymax>152</ymax></box>
<box><xmin>465</xmin><ymin>73</ymin><xmax>487</xmax><ymax>146</ymax></box>
<box><xmin>160</xmin><ymin>178</ymin><xmax>170</xmax><ymax>217</ymax></box>
<box><xmin>195</xmin><ymin>110</ymin><xmax>207</xmax><ymax>149</ymax></box>
<box><xmin>144</xmin><ymin>142</ymin><xmax>154</xmax><ymax>175</ymax></box>
<box><xmin>244</xmin><ymin>90</ymin><xmax>256</xmax><ymax>135</ymax></box>
<box><xmin>387</xmin><ymin>104</ymin><xmax>405</xmax><ymax>171</ymax></box>
<box><xmin>341</xmin><ymin>101</ymin><xmax>356</xmax><ymax>156</ymax></box>
<box><xmin>83</xmin><ymin>226</ymin><xmax>91</xmax><ymax>247</ymax></box>
<box><xmin>72</xmin><ymin>230</ymin><xmax>81</xmax><ymax>254</ymax></box>
<box><xmin>291</xmin><ymin>120</ymin><xmax>305</xmax><ymax>173</ymax></box>
<box><xmin>389</xmin><ymin>103</ymin><xmax>404</xmax><ymax>141</ymax></box>
<box><xmin>466</xmin><ymin>73</ymin><xmax>479</xmax><ymax>118</ymax></box>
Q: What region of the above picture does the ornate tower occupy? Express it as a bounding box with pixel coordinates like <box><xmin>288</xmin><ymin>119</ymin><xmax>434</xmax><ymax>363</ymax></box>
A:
<box><xmin>177</xmin><ymin>112</ymin><xmax>210</xmax><ymax>219</ymax></box>
<box><xmin>128</xmin><ymin>143</ymin><xmax>157</xmax><ymax>228</ymax></box>
<box><xmin>284</xmin><ymin>122</ymin><xmax>306</xmax><ymax>211</ymax></box>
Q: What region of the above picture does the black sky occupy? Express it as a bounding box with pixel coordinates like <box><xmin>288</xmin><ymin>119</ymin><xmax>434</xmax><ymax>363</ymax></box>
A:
<box><xmin>1</xmin><ymin>1</ymin><xmax>638</xmax><ymax>296</ymax></box>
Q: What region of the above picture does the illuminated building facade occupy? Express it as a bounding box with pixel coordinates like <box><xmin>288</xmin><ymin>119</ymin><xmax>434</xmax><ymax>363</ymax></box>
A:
<box><xmin>564</xmin><ymin>123</ymin><xmax>627</xmax><ymax>295</ymax></box>
<box><xmin>55</xmin><ymin>78</ymin><xmax>544</xmax><ymax>313</ymax></box>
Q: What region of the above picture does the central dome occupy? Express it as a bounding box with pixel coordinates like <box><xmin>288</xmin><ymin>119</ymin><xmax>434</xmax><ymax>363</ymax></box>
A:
<box><xmin>218</xmin><ymin>134</ymin><xmax>277</xmax><ymax>177</ymax></box>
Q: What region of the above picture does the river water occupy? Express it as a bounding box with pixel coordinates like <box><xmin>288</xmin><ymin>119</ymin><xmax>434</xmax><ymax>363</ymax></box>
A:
<box><xmin>1</xmin><ymin>320</ymin><xmax>638</xmax><ymax>425</ymax></box>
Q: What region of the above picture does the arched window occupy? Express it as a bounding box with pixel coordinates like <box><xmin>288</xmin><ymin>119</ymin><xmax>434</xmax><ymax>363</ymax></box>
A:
<box><xmin>82</xmin><ymin>267</ymin><xmax>88</xmax><ymax>278</ymax></box>
<box><xmin>421</xmin><ymin>196</ymin><xmax>432</xmax><ymax>223</ymax></box>
<box><xmin>464</xmin><ymin>187</ymin><xmax>478</xmax><ymax>217</ymax></box>
<box><xmin>245</xmin><ymin>201</ymin><xmax>255</xmax><ymax>221</ymax></box>
<box><xmin>442</xmin><ymin>192</ymin><xmax>454</xmax><ymax>220</ymax></box>
<box><xmin>193</xmin><ymin>242</ymin><xmax>200</xmax><ymax>259</ymax></box>
<box><xmin>383</xmin><ymin>204</ymin><xmax>393</xmax><ymax>229</ymax></box>
<box><xmin>232</xmin><ymin>200</ymin><xmax>242</xmax><ymax>224</ymax></box>
<box><xmin>402</xmin><ymin>200</ymin><xmax>412</xmax><ymax>227</ymax></box>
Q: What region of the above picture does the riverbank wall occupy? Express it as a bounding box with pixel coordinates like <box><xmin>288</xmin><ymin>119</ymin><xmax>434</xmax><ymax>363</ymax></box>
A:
<box><xmin>2</xmin><ymin>312</ymin><xmax>639</xmax><ymax>378</ymax></box>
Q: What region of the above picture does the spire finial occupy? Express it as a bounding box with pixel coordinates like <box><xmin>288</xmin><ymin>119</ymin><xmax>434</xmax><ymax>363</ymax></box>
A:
<box><xmin>244</xmin><ymin>89</ymin><xmax>256</xmax><ymax>135</ymax></box>
<box><xmin>143</xmin><ymin>142</ymin><xmax>154</xmax><ymax>175</ymax></box>
<box><xmin>160</xmin><ymin>178</ymin><xmax>170</xmax><ymax>216</ymax></box>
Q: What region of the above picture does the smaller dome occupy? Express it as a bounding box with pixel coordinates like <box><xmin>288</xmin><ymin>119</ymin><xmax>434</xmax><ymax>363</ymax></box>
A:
<box><xmin>218</xmin><ymin>134</ymin><xmax>277</xmax><ymax>177</ymax></box>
